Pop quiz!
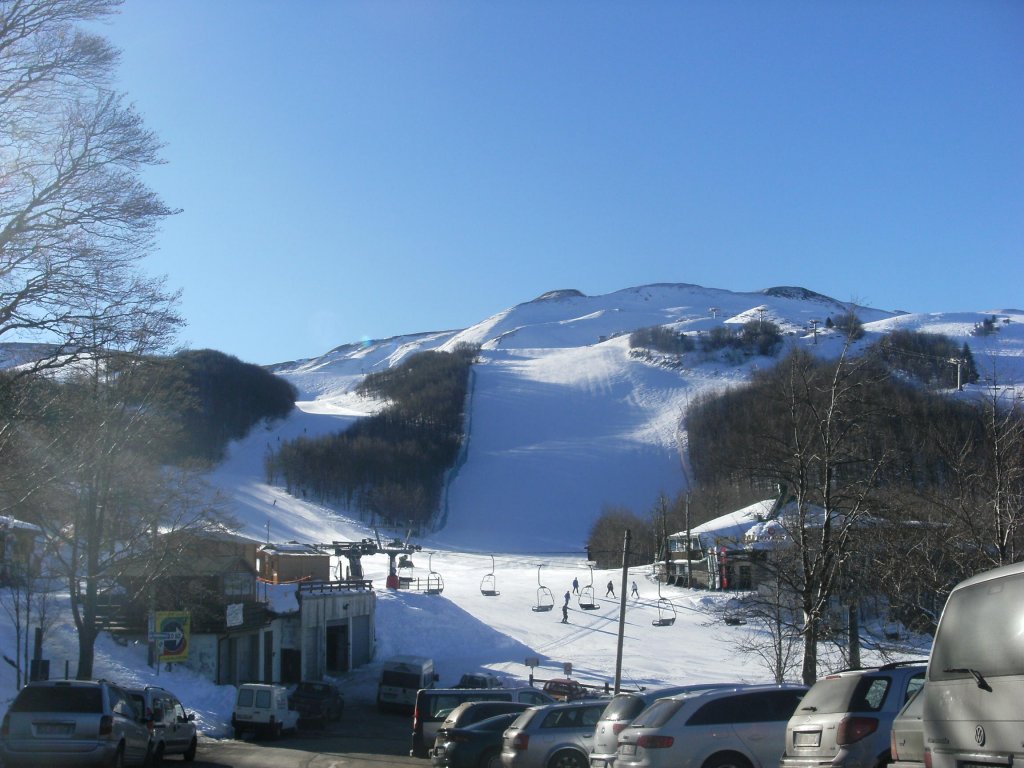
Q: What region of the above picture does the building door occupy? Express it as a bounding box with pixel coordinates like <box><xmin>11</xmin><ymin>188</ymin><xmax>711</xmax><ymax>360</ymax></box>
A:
<box><xmin>325</xmin><ymin>622</ymin><xmax>349</xmax><ymax>674</ymax></box>
<box><xmin>263</xmin><ymin>631</ymin><xmax>273</xmax><ymax>683</ymax></box>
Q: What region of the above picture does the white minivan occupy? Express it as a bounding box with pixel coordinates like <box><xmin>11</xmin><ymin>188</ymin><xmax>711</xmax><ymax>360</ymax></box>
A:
<box><xmin>378</xmin><ymin>655</ymin><xmax>438</xmax><ymax>712</ymax></box>
<box><xmin>923</xmin><ymin>561</ymin><xmax>1024</xmax><ymax>768</ymax></box>
<box><xmin>231</xmin><ymin>683</ymin><xmax>300</xmax><ymax>739</ymax></box>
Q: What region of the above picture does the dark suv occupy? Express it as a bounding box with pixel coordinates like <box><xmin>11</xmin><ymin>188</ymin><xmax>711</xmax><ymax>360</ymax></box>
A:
<box><xmin>0</xmin><ymin>679</ymin><xmax>152</xmax><ymax>767</ymax></box>
<box><xmin>781</xmin><ymin>661</ymin><xmax>926</xmax><ymax>768</ymax></box>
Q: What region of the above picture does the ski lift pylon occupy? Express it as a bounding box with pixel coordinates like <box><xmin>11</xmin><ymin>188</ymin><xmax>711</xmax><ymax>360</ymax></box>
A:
<box><xmin>426</xmin><ymin>552</ymin><xmax>444</xmax><ymax>595</ymax></box>
<box><xmin>480</xmin><ymin>555</ymin><xmax>499</xmax><ymax>596</ymax></box>
<box><xmin>532</xmin><ymin>565</ymin><xmax>554</xmax><ymax>612</ymax></box>
<box><xmin>578</xmin><ymin>564</ymin><xmax>599</xmax><ymax>610</ymax></box>
<box><xmin>653</xmin><ymin>580</ymin><xmax>676</xmax><ymax>627</ymax></box>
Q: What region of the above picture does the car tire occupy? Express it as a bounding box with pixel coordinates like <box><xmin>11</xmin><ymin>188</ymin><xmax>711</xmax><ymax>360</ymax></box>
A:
<box><xmin>702</xmin><ymin>752</ymin><xmax>754</xmax><ymax>768</ymax></box>
<box><xmin>148</xmin><ymin>742</ymin><xmax>164</xmax><ymax>768</ymax></box>
<box><xmin>478</xmin><ymin>747</ymin><xmax>502</xmax><ymax>768</ymax></box>
<box><xmin>184</xmin><ymin>736</ymin><xmax>197</xmax><ymax>762</ymax></box>
<box><xmin>109</xmin><ymin>744</ymin><xmax>125</xmax><ymax>768</ymax></box>
<box><xmin>548</xmin><ymin>749</ymin><xmax>587</xmax><ymax>768</ymax></box>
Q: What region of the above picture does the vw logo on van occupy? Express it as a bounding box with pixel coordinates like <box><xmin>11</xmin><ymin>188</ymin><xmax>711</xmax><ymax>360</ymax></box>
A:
<box><xmin>975</xmin><ymin>725</ymin><xmax>986</xmax><ymax>746</ymax></box>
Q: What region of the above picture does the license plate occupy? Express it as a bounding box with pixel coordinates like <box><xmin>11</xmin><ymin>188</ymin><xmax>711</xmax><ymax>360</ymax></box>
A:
<box><xmin>794</xmin><ymin>731</ymin><xmax>820</xmax><ymax>747</ymax></box>
<box><xmin>35</xmin><ymin>722</ymin><xmax>73</xmax><ymax>736</ymax></box>
<box><xmin>620</xmin><ymin>744</ymin><xmax>636</xmax><ymax>755</ymax></box>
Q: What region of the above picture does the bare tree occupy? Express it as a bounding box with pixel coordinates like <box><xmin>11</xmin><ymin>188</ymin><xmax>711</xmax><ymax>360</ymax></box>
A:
<box><xmin>0</xmin><ymin>0</ymin><xmax>179</xmax><ymax>376</ymax></box>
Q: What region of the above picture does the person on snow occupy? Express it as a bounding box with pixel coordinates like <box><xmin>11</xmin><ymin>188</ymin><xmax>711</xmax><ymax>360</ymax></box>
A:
<box><xmin>561</xmin><ymin>604</ymin><xmax>569</xmax><ymax>624</ymax></box>
<box><xmin>631</xmin><ymin>580</ymin><xmax>639</xmax><ymax>598</ymax></box>
<box><xmin>572</xmin><ymin>577</ymin><xmax>579</xmax><ymax>594</ymax></box>
<box><xmin>606</xmin><ymin>580</ymin><xmax>615</xmax><ymax>598</ymax></box>
<box><xmin>564</xmin><ymin>590</ymin><xmax>571</xmax><ymax>607</ymax></box>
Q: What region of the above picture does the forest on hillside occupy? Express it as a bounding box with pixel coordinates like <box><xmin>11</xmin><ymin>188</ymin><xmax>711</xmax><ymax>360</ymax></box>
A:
<box><xmin>267</xmin><ymin>344</ymin><xmax>479</xmax><ymax>528</ymax></box>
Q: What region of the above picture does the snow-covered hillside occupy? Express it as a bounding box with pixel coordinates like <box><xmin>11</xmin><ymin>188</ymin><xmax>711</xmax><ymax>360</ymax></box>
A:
<box><xmin>257</xmin><ymin>283</ymin><xmax>1024</xmax><ymax>552</ymax></box>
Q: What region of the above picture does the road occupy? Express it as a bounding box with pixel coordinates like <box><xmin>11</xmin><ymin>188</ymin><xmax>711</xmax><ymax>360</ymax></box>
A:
<box><xmin>192</xmin><ymin>705</ymin><xmax>423</xmax><ymax>768</ymax></box>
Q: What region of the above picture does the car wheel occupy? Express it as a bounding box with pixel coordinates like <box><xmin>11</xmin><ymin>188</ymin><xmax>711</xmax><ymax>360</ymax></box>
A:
<box><xmin>548</xmin><ymin>749</ymin><xmax>587</xmax><ymax>768</ymax></box>
<box><xmin>702</xmin><ymin>752</ymin><xmax>754</xmax><ymax>768</ymax></box>
<box><xmin>109</xmin><ymin>744</ymin><xmax>125</xmax><ymax>768</ymax></box>
<box><xmin>148</xmin><ymin>742</ymin><xmax>164</xmax><ymax>768</ymax></box>
<box><xmin>183</xmin><ymin>736</ymin><xmax>197</xmax><ymax>762</ymax></box>
<box><xmin>478</xmin><ymin>747</ymin><xmax>502</xmax><ymax>768</ymax></box>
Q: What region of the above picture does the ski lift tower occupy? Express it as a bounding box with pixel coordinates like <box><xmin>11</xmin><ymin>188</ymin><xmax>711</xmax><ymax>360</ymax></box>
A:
<box><xmin>378</xmin><ymin>533</ymin><xmax>422</xmax><ymax>590</ymax></box>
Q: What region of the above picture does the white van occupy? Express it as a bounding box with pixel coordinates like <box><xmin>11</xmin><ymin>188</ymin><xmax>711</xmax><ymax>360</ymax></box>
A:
<box><xmin>377</xmin><ymin>655</ymin><xmax>438</xmax><ymax>712</ymax></box>
<box><xmin>231</xmin><ymin>683</ymin><xmax>300</xmax><ymax>739</ymax></box>
<box><xmin>923</xmin><ymin>561</ymin><xmax>1024</xmax><ymax>768</ymax></box>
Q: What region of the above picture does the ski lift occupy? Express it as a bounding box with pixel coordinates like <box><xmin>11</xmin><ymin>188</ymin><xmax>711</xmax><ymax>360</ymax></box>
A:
<box><xmin>480</xmin><ymin>555</ymin><xmax>499</xmax><ymax>597</ymax></box>
<box><xmin>397</xmin><ymin>554</ymin><xmax>415</xmax><ymax>589</ymax></box>
<box><xmin>532</xmin><ymin>565</ymin><xmax>554</xmax><ymax>612</ymax></box>
<box><xmin>653</xmin><ymin>580</ymin><xmax>676</xmax><ymax>627</ymax></box>
<box><xmin>426</xmin><ymin>553</ymin><xmax>444</xmax><ymax>595</ymax></box>
<box><xmin>578</xmin><ymin>565</ymin><xmax>599</xmax><ymax>610</ymax></box>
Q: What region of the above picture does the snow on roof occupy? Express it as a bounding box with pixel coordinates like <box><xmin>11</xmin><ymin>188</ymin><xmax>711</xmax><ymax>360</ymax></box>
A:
<box><xmin>259</xmin><ymin>541</ymin><xmax>325</xmax><ymax>556</ymax></box>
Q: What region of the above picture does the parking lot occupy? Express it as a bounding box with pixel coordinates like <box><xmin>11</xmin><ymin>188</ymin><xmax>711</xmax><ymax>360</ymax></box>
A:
<box><xmin>195</xmin><ymin>703</ymin><xmax>422</xmax><ymax>767</ymax></box>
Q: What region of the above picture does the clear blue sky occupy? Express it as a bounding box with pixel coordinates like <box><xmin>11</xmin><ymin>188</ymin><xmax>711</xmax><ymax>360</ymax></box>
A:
<box><xmin>100</xmin><ymin>1</ymin><xmax>1023</xmax><ymax>366</ymax></box>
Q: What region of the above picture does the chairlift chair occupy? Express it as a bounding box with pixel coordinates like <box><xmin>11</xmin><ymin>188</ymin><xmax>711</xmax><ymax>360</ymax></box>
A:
<box><xmin>396</xmin><ymin>555</ymin><xmax>414</xmax><ymax>589</ymax></box>
<box><xmin>480</xmin><ymin>555</ymin><xmax>499</xmax><ymax>597</ymax></box>
<box><xmin>426</xmin><ymin>553</ymin><xmax>444</xmax><ymax>595</ymax></box>
<box><xmin>578</xmin><ymin>565</ymin><xmax>599</xmax><ymax>610</ymax></box>
<box><xmin>532</xmin><ymin>565</ymin><xmax>554</xmax><ymax>612</ymax></box>
<box><xmin>653</xmin><ymin>580</ymin><xmax>676</xmax><ymax>627</ymax></box>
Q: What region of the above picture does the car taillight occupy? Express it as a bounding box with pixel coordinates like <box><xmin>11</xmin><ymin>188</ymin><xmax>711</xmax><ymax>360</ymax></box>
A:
<box><xmin>890</xmin><ymin>729</ymin><xmax>899</xmax><ymax>760</ymax></box>
<box><xmin>924</xmin><ymin>748</ymin><xmax>932</xmax><ymax>768</ymax></box>
<box><xmin>99</xmin><ymin>715</ymin><xmax>113</xmax><ymax>737</ymax></box>
<box><xmin>837</xmin><ymin>716</ymin><xmax>878</xmax><ymax>745</ymax></box>
<box><xmin>511</xmin><ymin>732</ymin><xmax>530</xmax><ymax>750</ymax></box>
<box><xmin>612</xmin><ymin>722</ymin><xmax>628</xmax><ymax>734</ymax></box>
<box><xmin>412</xmin><ymin>707</ymin><xmax>420</xmax><ymax>731</ymax></box>
<box><xmin>637</xmin><ymin>734</ymin><xmax>675</xmax><ymax>749</ymax></box>
<box><xmin>449</xmin><ymin>732</ymin><xmax>471</xmax><ymax>743</ymax></box>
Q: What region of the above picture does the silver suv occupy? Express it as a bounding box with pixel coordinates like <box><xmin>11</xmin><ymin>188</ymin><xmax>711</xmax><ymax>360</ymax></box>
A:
<box><xmin>781</xmin><ymin>662</ymin><xmax>925</xmax><ymax>768</ymax></box>
<box><xmin>502</xmin><ymin>699</ymin><xmax>610</xmax><ymax>768</ymax></box>
<box><xmin>590</xmin><ymin>684</ymin><xmax>730</xmax><ymax>768</ymax></box>
<box><xmin>128</xmin><ymin>685</ymin><xmax>198</xmax><ymax>763</ymax></box>
<box><xmin>615</xmin><ymin>683</ymin><xmax>808</xmax><ymax>768</ymax></box>
<box><xmin>0</xmin><ymin>679</ymin><xmax>152</xmax><ymax>768</ymax></box>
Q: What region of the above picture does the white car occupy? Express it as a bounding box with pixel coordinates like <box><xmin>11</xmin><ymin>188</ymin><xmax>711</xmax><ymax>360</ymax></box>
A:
<box><xmin>614</xmin><ymin>684</ymin><xmax>808</xmax><ymax>768</ymax></box>
<box><xmin>230</xmin><ymin>683</ymin><xmax>299</xmax><ymax>739</ymax></box>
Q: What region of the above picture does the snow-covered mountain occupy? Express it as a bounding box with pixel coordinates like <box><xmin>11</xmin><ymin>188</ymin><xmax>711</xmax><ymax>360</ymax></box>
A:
<box><xmin>244</xmin><ymin>283</ymin><xmax>1024</xmax><ymax>553</ymax></box>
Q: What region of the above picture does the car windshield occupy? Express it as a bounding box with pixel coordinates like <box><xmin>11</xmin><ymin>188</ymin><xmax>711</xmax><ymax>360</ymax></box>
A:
<box><xmin>630</xmin><ymin>698</ymin><xmax>685</xmax><ymax>728</ymax></box>
<box><xmin>601</xmin><ymin>693</ymin><xmax>645</xmax><ymax>721</ymax></box>
<box><xmin>797</xmin><ymin>676</ymin><xmax>889</xmax><ymax>714</ymax></box>
<box><xmin>931</xmin><ymin>572</ymin><xmax>1024</xmax><ymax>681</ymax></box>
<box><xmin>470</xmin><ymin>712</ymin><xmax>522</xmax><ymax>731</ymax></box>
<box><xmin>10</xmin><ymin>686</ymin><xmax>103</xmax><ymax>713</ymax></box>
<box><xmin>296</xmin><ymin>683</ymin><xmax>328</xmax><ymax>695</ymax></box>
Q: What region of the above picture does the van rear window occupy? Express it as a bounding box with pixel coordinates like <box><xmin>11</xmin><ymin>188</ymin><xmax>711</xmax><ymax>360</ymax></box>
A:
<box><xmin>11</xmin><ymin>686</ymin><xmax>103</xmax><ymax>713</ymax></box>
<box><xmin>382</xmin><ymin>671</ymin><xmax>422</xmax><ymax>689</ymax></box>
<box><xmin>931</xmin><ymin>573</ymin><xmax>1024</xmax><ymax>680</ymax></box>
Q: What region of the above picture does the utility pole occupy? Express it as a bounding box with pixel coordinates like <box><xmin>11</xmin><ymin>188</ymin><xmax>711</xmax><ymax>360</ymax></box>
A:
<box><xmin>614</xmin><ymin>529</ymin><xmax>631</xmax><ymax>694</ymax></box>
<box><xmin>685</xmin><ymin>494</ymin><xmax>692</xmax><ymax>589</ymax></box>
<box><xmin>809</xmin><ymin>319</ymin><xmax>819</xmax><ymax>344</ymax></box>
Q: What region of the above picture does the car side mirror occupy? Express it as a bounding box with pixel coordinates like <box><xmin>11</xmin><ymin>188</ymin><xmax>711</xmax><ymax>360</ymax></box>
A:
<box><xmin>187</xmin><ymin>713</ymin><xmax>195</xmax><ymax>722</ymax></box>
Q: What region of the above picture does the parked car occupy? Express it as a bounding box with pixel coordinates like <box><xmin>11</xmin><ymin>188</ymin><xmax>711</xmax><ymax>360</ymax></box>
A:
<box><xmin>501</xmin><ymin>699</ymin><xmax>610</xmax><ymax>768</ymax></box>
<box><xmin>231</xmin><ymin>682</ymin><xmax>300</xmax><ymax>739</ymax></box>
<box><xmin>453</xmin><ymin>673</ymin><xmax>504</xmax><ymax>689</ymax></box>
<box><xmin>288</xmin><ymin>681</ymin><xmax>345</xmax><ymax>726</ymax></box>
<box><xmin>128</xmin><ymin>684</ymin><xmax>198</xmax><ymax>764</ymax></box>
<box><xmin>430</xmin><ymin>701</ymin><xmax>532</xmax><ymax>756</ymax></box>
<box><xmin>615</xmin><ymin>683</ymin><xmax>808</xmax><ymax>768</ymax></box>
<box><xmin>923</xmin><ymin>561</ymin><xmax>1024</xmax><ymax>768</ymax></box>
<box><xmin>542</xmin><ymin>678</ymin><xmax>592</xmax><ymax>701</ymax></box>
<box><xmin>431</xmin><ymin>710</ymin><xmax>523</xmax><ymax>768</ymax></box>
<box><xmin>411</xmin><ymin>686</ymin><xmax>554</xmax><ymax>758</ymax></box>
<box><xmin>781</xmin><ymin>661</ymin><xmax>926</xmax><ymax>768</ymax></box>
<box><xmin>0</xmin><ymin>679</ymin><xmax>152</xmax><ymax>768</ymax></box>
<box><xmin>889</xmin><ymin>686</ymin><xmax>925</xmax><ymax>768</ymax></box>
<box><xmin>590</xmin><ymin>683</ymin><xmax>732</xmax><ymax>768</ymax></box>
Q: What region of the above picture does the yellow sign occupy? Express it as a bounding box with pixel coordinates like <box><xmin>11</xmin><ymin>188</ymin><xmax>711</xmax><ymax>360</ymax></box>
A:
<box><xmin>153</xmin><ymin>611</ymin><xmax>190</xmax><ymax>663</ymax></box>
